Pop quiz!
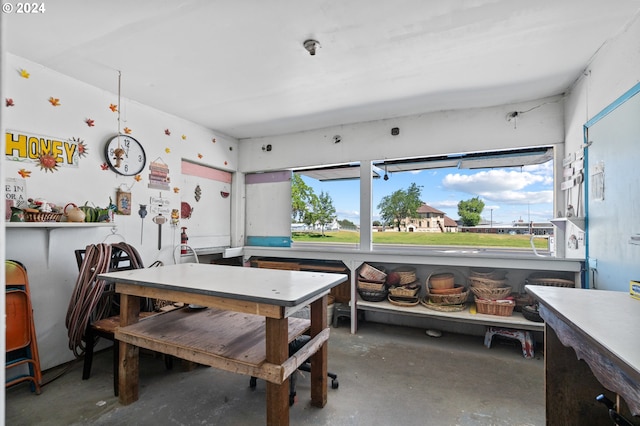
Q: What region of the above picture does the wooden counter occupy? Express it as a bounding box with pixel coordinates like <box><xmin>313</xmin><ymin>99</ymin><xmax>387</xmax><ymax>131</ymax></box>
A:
<box><xmin>527</xmin><ymin>285</ymin><xmax>640</xmax><ymax>425</ymax></box>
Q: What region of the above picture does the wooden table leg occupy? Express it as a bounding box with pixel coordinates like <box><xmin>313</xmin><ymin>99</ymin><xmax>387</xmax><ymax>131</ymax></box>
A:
<box><xmin>266</xmin><ymin>316</ymin><xmax>289</xmax><ymax>426</ymax></box>
<box><xmin>310</xmin><ymin>295</ymin><xmax>328</xmax><ymax>408</ymax></box>
<box><xmin>118</xmin><ymin>292</ymin><xmax>140</xmax><ymax>405</ymax></box>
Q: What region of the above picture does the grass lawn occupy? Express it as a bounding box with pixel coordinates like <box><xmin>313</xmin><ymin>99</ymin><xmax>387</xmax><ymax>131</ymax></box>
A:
<box><xmin>292</xmin><ymin>230</ymin><xmax>549</xmax><ymax>249</ymax></box>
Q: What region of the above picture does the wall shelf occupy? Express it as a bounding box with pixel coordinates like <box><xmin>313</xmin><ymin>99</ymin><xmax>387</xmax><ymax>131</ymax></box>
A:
<box><xmin>5</xmin><ymin>222</ymin><xmax>115</xmax><ymax>229</ymax></box>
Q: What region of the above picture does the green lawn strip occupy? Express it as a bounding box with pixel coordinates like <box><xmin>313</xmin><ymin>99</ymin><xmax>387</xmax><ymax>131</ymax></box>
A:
<box><xmin>292</xmin><ymin>231</ymin><xmax>549</xmax><ymax>249</ymax></box>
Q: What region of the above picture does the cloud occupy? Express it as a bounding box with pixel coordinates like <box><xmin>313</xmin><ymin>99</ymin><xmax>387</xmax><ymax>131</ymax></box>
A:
<box><xmin>443</xmin><ymin>169</ymin><xmax>548</xmax><ymax>192</ymax></box>
<box><xmin>481</xmin><ymin>190</ymin><xmax>554</xmax><ymax>204</ymax></box>
<box><xmin>430</xmin><ymin>199</ymin><xmax>459</xmax><ymax>208</ymax></box>
<box><xmin>336</xmin><ymin>209</ymin><xmax>360</xmax><ymax>222</ymax></box>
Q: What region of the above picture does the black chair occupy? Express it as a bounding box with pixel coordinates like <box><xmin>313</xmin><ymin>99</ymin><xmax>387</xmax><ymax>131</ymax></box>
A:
<box><xmin>69</xmin><ymin>244</ymin><xmax>172</xmax><ymax>396</ymax></box>
<box><xmin>249</xmin><ymin>335</ymin><xmax>338</xmax><ymax>406</ymax></box>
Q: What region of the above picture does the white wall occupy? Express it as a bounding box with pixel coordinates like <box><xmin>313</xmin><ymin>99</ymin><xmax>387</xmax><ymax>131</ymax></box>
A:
<box><xmin>238</xmin><ymin>96</ymin><xmax>564</xmax><ymax>173</ymax></box>
<box><xmin>563</xmin><ymin>12</ymin><xmax>640</xmax><ymax>288</ymax></box>
<box><xmin>3</xmin><ymin>54</ymin><xmax>238</xmax><ymax>369</ymax></box>
<box><xmin>564</xmin><ymin>12</ymin><xmax>640</xmax><ymax>203</ymax></box>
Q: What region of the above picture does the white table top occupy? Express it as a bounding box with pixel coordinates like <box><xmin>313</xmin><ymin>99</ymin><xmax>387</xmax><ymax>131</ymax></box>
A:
<box><xmin>526</xmin><ymin>285</ymin><xmax>640</xmax><ymax>376</ymax></box>
<box><xmin>99</xmin><ymin>263</ymin><xmax>347</xmax><ymax>307</ymax></box>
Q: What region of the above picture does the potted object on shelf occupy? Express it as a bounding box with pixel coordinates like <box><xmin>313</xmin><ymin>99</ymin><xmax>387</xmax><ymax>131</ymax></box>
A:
<box><xmin>64</xmin><ymin>203</ymin><xmax>86</xmax><ymax>222</ymax></box>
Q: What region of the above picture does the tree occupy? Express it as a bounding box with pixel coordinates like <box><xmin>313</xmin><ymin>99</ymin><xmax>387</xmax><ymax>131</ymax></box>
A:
<box><xmin>291</xmin><ymin>174</ymin><xmax>315</xmax><ymax>222</ymax></box>
<box><xmin>458</xmin><ymin>196</ymin><xmax>485</xmax><ymax>226</ymax></box>
<box><xmin>314</xmin><ymin>191</ymin><xmax>336</xmax><ymax>235</ymax></box>
<box><xmin>338</xmin><ymin>218</ymin><xmax>357</xmax><ymax>229</ymax></box>
<box><xmin>377</xmin><ymin>183</ymin><xmax>423</xmax><ymax>231</ymax></box>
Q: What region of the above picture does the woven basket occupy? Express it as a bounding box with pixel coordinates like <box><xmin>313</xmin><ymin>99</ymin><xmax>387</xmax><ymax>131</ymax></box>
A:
<box><xmin>358</xmin><ymin>279</ymin><xmax>386</xmax><ymax>292</ymax></box>
<box><xmin>25</xmin><ymin>211</ymin><xmax>63</xmax><ymax>222</ymax></box>
<box><xmin>428</xmin><ymin>285</ymin><xmax>464</xmax><ymax>295</ymax></box>
<box><xmin>526</xmin><ymin>272</ymin><xmax>575</xmax><ymax>288</ymax></box>
<box><xmin>426</xmin><ymin>289</ymin><xmax>470</xmax><ymax>305</ymax></box>
<box><xmin>393</xmin><ymin>266</ymin><xmax>417</xmax><ymax>285</ymax></box>
<box><xmin>475</xmin><ymin>298</ymin><xmax>515</xmax><ymax>316</ymax></box>
<box><xmin>388</xmin><ymin>283</ymin><xmax>420</xmax><ymax>297</ymax></box>
<box><xmin>467</xmin><ymin>276</ymin><xmax>508</xmax><ymax>288</ymax></box>
<box><xmin>469</xmin><ymin>267</ymin><xmax>506</xmax><ymax>280</ymax></box>
<box><xmin>359</xmin><ymin>263</ymin><xmax>387</xmax><ymax>282</ymax></box>
<box><xmin>470</xmin><ymin>286</ymin><xmax>512</xmax><ymax>300</ymax></box>
<box><xmin>420</xmin><ymin>297</ymin><xmax>466</xmax><ymax>312</ymax></box>
<box><xmin>358</xmin><ymin>288</ymin><xmax>387</xmax><ymax>302</ymax></box>
<box><xmin>387</xmin><ymin>294</ymin><xmax>419</xmax><ymax>307</ymax></box>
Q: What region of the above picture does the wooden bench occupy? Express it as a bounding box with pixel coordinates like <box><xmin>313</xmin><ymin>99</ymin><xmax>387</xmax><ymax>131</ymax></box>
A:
<box><xmin>115</xmin><ymin>307</ymin><xmax>328</xmax><ymax>385</ymax></box>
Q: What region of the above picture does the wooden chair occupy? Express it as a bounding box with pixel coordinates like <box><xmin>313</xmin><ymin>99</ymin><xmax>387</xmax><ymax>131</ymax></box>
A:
<box><xmin>5</xmin><ymin>260</ymin><xmax>42</xmax><ymax>394</ymax></box>
<box><xmin>70</xmin><ymin>244</ymin><xmax>172</xmax><ymax>396</ymax></box>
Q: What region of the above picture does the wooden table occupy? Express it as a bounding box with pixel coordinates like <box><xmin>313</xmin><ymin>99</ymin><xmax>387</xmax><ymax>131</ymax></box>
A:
<box><xmin>99</xmin><ymin>263</ymin><xmax>347</xmax><ymax>426</ymax></box>
<box><xmin>526</xmin><ymin>285</ymin><xmax>640</xmax><ymax>425</ymax></box>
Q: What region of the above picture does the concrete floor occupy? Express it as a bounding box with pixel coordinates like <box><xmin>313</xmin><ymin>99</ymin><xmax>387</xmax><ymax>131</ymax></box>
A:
<box><xmin>6</xmin><ymin>321</ymin><xmax>545</xmax><ymax>426</ymax></box>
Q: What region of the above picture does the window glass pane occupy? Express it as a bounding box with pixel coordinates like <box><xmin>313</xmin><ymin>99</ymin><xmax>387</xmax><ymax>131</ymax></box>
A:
<box><xmin>291</xmin><ymin>164</ymin><xmax>362</xmax><ymax>246</ymax></box>
<box><xmin>290</xmin><ymin>148</ymin><xmax>555</xmax><ymax>252</ymax></box>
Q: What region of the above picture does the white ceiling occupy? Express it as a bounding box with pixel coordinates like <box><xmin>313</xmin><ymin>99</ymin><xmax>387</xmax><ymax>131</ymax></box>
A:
<box><xmin>4</xmin><ymin>1</ymin><xmax>640</xmax><ymax>139</ymax></box>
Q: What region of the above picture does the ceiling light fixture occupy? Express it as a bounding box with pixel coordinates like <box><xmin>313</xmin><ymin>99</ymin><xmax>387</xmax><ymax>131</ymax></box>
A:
<box><xmin>303</xmin><ymin>39</ymin><xmax>320</xmax><ymax>56</ymax></box>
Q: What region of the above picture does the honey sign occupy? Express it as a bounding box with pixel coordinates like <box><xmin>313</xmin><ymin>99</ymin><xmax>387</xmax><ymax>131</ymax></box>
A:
<box><xmin>5</xmin><ymin>130</ymin><xmax>81</xmax><ymax>169</ymax></box>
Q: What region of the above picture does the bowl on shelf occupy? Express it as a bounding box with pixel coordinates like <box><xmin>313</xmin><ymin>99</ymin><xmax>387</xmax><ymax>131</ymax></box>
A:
<box><xmin>428</xmin><ymin>273</ymin><xmax>455</xmax><ymax>289</ymax></box>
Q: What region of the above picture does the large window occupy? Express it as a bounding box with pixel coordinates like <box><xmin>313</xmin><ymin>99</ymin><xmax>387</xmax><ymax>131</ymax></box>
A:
<box><xmin>292</xmin><ymin>147</ymin><xmax>554</xmax><ymax>252</ymax></box>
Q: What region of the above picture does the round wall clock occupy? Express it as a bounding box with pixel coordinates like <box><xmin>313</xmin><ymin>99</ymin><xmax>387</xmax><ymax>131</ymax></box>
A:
<box><xmin>104</xmin><ymin>134</ymin><xmax>147</xmax><ymax>176</ymax></box>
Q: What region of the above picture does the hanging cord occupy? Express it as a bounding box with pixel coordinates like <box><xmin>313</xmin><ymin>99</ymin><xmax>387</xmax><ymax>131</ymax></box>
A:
<box><xmin>65</xmin><ymin>242</ymin><xmax>152</xmax><ymax>358</ymax></box>
<box><xmin>65</xmin><ymin>243</ymin><xmax>112</xmax><ymax>358</ymax></box>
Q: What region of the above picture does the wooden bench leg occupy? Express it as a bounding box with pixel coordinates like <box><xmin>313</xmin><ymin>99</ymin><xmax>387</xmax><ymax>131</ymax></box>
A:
<box><xmin>265</xmin><ymin>317</ymin><xmax>289</xmax><ymax>426</ymax></box>
<box><xmin>310</xmin><ymin>296</ymin><xmax>328</xmax><ymax>408</ymax></box>
<box><xmin>118</xmin><ymin>293</ymin><xmax>140</xmax><ymax>405</ymax></box>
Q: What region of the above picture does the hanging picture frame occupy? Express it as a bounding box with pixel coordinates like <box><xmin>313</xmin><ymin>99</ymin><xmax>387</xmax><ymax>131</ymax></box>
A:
<box><xmin>116</xmin><ymin>189</ymin><xmax>132</xmax><ymax>215</ymax></box>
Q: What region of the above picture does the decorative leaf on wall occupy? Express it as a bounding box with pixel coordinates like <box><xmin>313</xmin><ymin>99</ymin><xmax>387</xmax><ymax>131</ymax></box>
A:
<box><xmin>197</xmin><ymin>153</ymin><xmax>203</xmax><ymax>159</ymax></box>
<box><xmin>134</xmin><ymin>174</ymin><xmax>142</xmax><ymax>182</ymax></box>
<box><xmin>212</xmin><ymin>138</ymin><xmax>216</xmax><ymax>143</ymax></box>
<box><xmin>123</xmin><ymin>127</ymin><xmax>132</xmax><ymax>134</ymax></box>
<box><xmin>49</xmin><ymin>97</ymin><xmax>61</xmax><ymax>106</ymax></box>
<box><xmin>181</xmin><ymin>135</ymin><xmax>187</xmax><ymax>140</ymax></box>
<box><xmin>109</xmin><ymin>103</ymin><xmax>118</xmax><ymax>112</ymax></box>
<box><xmin>173</xmin><ymin>187</ymin><xmax>180</xmax><ymax>193</ymax></box>
<box><xmin>224</xmin><ymin>161</ymin><xmax>228</xmax><ymax>166</ymax></box>
<box><xmin>18</xmin><ymin>169</ymin><xmax>31</xmax><ymax>178</ymax></box>
<box><xmin>6</xmin><ymin>98</ymin><xmax>15</xmax><ymax>107</ymax></box>
<box><xmin>85</xmin><ymin>118</ymin><xmax>95</xmax><ymax>127</ymax></box>
<box><xmin>101</xmin><ymin>163</ymin><xmax>109</xmax><ymax>170</ymax></box>
<box><xmin>19</xmin><ymin>69</ymin><xmax>30</xmax><ymax>79</ymax></box>
<box><xmin>165</xmin><ymin>147</ymin><xmax>171</xmax><ymax>154</ymax></box>
<box><xmin>165</xmin><ymin>129</ymin><xmax>171</xmax><ymax>136</ymax></box>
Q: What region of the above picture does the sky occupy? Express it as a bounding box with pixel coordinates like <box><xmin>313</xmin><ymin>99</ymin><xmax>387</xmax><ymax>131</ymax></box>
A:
<box><xmin>299</xmin><ymin>160</ymin><xmax>554</xmax><ymax>226</ymax></box>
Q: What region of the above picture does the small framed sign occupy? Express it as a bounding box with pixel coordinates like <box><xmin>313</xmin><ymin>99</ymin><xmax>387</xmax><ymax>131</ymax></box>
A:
<box><xmin>116</xmin><ymin>189</ymin><xmax>132</xmax><ymax>215</ymax></box>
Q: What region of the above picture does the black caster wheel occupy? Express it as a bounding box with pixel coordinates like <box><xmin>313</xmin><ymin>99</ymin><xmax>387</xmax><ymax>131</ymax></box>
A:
<box><xmin>289</xmin><ymin>392</ymin><xmax>296</xmax><ymax>406</ymax></box>
<box><xmin>331</xmin><ymin>379</ymin><xmax>339</xmax><ymax>389</ymax></box>
<box><xmin>249</xmin><ymin>377</ymin><xmax>257</xmax><ymax>389</ymax></box>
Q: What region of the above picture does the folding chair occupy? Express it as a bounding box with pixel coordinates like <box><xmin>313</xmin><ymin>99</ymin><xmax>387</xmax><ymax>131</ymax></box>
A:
<box><xmin>6</xmin><ymin>260</ymin><xmax>42</xmax><ymax>394</ymax></box>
